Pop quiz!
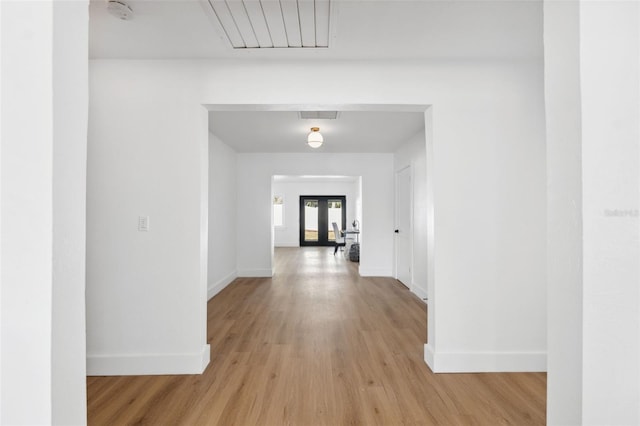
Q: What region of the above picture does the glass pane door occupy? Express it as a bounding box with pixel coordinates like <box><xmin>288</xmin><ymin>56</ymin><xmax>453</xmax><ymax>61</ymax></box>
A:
<box><xmin>299</xmin><ymin>196</ymin><xmax>346</xmax><ymax>246</ymax></box>
<box><xmin>303</xmin><ymin>199</ymin><xmax>318</xmax><ymax>242</ymax></box>
<box><xmin>327</xmin><ymin>199</ymin><xmax>343</xmax><ymax>241</ymax></box>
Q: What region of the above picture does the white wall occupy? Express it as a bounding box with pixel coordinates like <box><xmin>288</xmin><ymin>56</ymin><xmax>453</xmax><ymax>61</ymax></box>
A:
<box><xmin>273</xmin><ymin>179</ymin><xmax>358</xmax><ymax>247</ymax></box>
<box><xmin>394</xmin><ymin>130</ymin><xmax>428</xmax><ymax>301</ymax></box>
<box><xmin>544</xmin><ymin>1</ymin><xmax>640</xmax><ymax>424</ymax></box>
<box><xmin>238</xmin><ymin>154</ymin><xmax>393</xmax><ymax>276</ymax></box>
<box><xmin>52</xmin><ymin>2</ymin><xmax>89</xmax><ymax>424</ymax></box>
<box><xmin>2</xmin><ymin>3</ymin><xmax>53</xmax><ymax>421</ymax></box>
<box><xmin>1</xmin><ymin>1</ymin><xmax>88</xmax><ymax>424</ymax></box>
<box><xmin>419</xmin><ymin>63</ymin><xmax>546</xmax><ymax>373</ymax></box>
<box><xmin>88</xmin><ymin>58</ymin><xmax>546</xmax><ymax>375</ymax></box>
<box><xmin>543</xmin><ymin>2</ymin><xmax>583</xmax><ymax>424</ymax></box>
<box><xmin>87</xmin><ymin>62</ymin><xmax>210</xmax><ymax>375</ymax></box>
<box><xmin>580</xmin><ymin>2</ymin><xmax>639</xmax><ymax>424</ymax></box>
<box><xmin>207</xmin><ymin>132</ymin><xmax>238</xmax><ymax>299</ymax></box>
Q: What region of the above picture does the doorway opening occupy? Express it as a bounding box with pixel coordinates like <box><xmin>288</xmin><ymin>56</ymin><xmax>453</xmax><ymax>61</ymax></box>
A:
<box><xmin>207</xmin><ymin>103</ymin><xmax>434</xmax><ymax>359</ymax></box>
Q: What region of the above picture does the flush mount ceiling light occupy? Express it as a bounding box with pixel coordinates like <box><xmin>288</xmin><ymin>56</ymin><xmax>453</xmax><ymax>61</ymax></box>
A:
<box><xmin>107</xmin><ymin>0</ymin><xmax>134</xmax><ymax>20</ymax></box>
<box><xmin>307</xmin><ymin>127</ymin><xmax>323</xmax><ymax>149</ymax></box>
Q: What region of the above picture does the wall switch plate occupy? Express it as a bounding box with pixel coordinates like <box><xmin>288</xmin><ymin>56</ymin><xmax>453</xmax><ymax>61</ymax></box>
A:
<box><xmin>138</xmin><ymin>216</ymin><xmax>149</xmax><ymax>232</ymax></box>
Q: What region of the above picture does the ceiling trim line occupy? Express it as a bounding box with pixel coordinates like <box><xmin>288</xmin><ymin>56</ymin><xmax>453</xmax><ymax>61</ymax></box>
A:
<box><xmin>204</xmin><ymin>104</ymin><xmax>431</xmax><ymax>112</ymax></box>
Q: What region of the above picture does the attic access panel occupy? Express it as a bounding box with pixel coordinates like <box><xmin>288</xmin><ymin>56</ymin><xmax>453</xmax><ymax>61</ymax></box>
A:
<box><xmin>207</xmin><ymin>0</ymin><xmax>331</xmax><ymax>49</ymax></box>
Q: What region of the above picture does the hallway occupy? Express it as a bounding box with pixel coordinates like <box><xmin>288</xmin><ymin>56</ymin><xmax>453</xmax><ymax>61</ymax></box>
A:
<box><xmin>87</xmin><ymin>247</ymin><xmax>546</xmax><ymax>425</ymax></box>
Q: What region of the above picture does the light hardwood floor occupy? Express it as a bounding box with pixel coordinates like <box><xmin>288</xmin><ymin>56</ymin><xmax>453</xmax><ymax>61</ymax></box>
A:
<box><xmin>87</xmin><ymin>247</ymin><xmax>546</xmax><ymax>425</ymax></box>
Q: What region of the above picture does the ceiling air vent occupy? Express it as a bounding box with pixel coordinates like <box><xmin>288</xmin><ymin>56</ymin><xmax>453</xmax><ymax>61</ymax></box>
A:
<box><xmin>299</xmin><ymin>111</ymin><xmax>339</xmax><ymax>120</ymax></box>
<box><xmin>207</xmin><ymin>0</ymin><xmax>331</xmax><ymax>49</ymax></box>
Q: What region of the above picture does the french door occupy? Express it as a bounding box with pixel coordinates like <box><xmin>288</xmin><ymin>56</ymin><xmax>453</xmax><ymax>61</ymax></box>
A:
<box><xmin>299</xmin><ymin>196</ymin><xmax>347</xmax><ymax>246</ymax></box>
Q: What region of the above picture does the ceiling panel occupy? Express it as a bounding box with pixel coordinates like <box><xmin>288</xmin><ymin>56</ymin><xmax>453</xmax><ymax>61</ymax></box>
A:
<box><xmin>205</xmin><ymin>0</ymin><xmax>331</xmax><ymax>49</ymax></box>
<box><xmin>297</xmin><ymin>0</ymin><xmax>317</xmax><ymax>47</ymax></box>
<box><xmin>280</xmin><ymin>0</ymin><xmax>303</xmax><ymax>47</ymax></box>
<box><xmin>225</xmin><ymin>1</ymin><xmax>260</xmax><ymax>48</ymax></box>
<box><xmin>261</xmin><ymin>0</ymin><xmax>288</xmax><ymax>48</ymax></box>
<box><xmin>244</xmin><ymin>1</ymin><xmax>273</xmax><ymax>47</ymax></box>
<box><xmin>208</xmin><ymin>0</ymin><xmax>245</xmax><ymax>48</ymax></box>
<box><xmin>315</xmin><ymin>0</ymin><xmax>331</xmax><ymax>47</ymax></box>
<box><xmin>299</xmin><ymin>111</ymin><xmax>339</xmax><ymax>119</ymax></box>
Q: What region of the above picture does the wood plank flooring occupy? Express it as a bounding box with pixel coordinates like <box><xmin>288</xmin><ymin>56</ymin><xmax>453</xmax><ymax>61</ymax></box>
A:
<box><xmin>87</xmin><ymin>247</ymin><xmax>546</xmax><ymax>425</ymax></box>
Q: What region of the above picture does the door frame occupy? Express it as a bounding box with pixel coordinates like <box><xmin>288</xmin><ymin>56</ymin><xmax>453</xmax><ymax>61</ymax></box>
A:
<box><xmin>299</xmin><ymin>195</ymin><xmax>347</xmax><ymax>246</ymax></box>
<box><xmin>206</xmin><ymin>103</ymin><xmax>434</xmax><ymax>364</ymax></box>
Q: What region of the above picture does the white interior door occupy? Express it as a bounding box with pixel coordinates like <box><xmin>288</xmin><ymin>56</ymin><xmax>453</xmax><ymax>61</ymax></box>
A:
<box><xmin>396</xmin><ymin>167</ymin><xmax>412</xmax><ymax>287</ymax></box>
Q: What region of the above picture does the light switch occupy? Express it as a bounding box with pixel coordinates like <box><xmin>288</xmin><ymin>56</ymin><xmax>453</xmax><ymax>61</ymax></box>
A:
<box><xmin>138</xmin><ymin>216</ymin><xmax>149</xmax><ymax>232</ymax></box>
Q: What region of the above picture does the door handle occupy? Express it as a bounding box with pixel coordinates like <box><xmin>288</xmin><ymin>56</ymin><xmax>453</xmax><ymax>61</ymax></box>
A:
<box><xmin>394</xmin><ymin>229</ymin><xmax>399</xmax><ymax>233</ymax></box>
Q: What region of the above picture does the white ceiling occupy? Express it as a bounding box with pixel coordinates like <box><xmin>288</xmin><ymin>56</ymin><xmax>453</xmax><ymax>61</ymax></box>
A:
<box><xmin>209</xmin><ymin>110</ymin><xmax>425</xmax><ymax>153</ymax></box>
<box><xmin>89</xmin><ymin>0</ymin><xmax>543</xmax><ymax>60</ymax></box>
<box><xmin>90</xmin><ymin>0</ymin><xmax>541</xmax><ymax>154</ymax></box>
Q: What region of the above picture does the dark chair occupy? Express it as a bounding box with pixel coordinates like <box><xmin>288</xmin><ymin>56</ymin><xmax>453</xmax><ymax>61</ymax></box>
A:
<box><xmin>332</xmin><ymin>222</ymin><xmax>346</xmax><ymax>255</ymax></box>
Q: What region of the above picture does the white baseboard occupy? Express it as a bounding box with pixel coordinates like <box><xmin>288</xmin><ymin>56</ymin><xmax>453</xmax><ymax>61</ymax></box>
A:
<box><xmin>87</xmin><ymin>344</ymin><xmax>210</xmax><ymax>376</ymax></box>
<box><xmin>208</xmin><ymin>271</ymin><xmax>237</xmax><ymax>300</ymax></box>
<box><xmin>411</xmin><ymin>284</ymin><xmax>428</xmax><ymax>302</ymax></box>
<box><xmin>358</xmin><ymin>267</ymin><xmax>393</xmax><ymax>277</ymax></box>
<box><xmin>424</xmin><ymin>344</ymin><xmax>546</xmax><ymax>373</ymax></box>
<box><xmin>237</xmin><ymin>268</ymin><xmax>273</xmax><ymax>277</ymax></box>
<box><xmin>424</xmin><ymin>343</ymin><xmax>435</xmax><ymax>371</ymax></box>
<box><xmin>274</xmin><ymin>242</ymin><xmax>298</xmax><ymax>247</ymax></box>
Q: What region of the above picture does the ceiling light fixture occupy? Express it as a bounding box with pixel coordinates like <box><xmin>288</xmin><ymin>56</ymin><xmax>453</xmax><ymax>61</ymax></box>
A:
<box><xmin>307</xmin><ymin>127</ymin><xmax>323</xmax><ymax>149</ymax></box>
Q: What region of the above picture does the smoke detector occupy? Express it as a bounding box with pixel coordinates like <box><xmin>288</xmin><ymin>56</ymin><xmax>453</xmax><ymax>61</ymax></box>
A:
<box><xmin>107</xmin><ymin>0</ymin><xmax>133</xmax><ymax>20</ymax></box>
